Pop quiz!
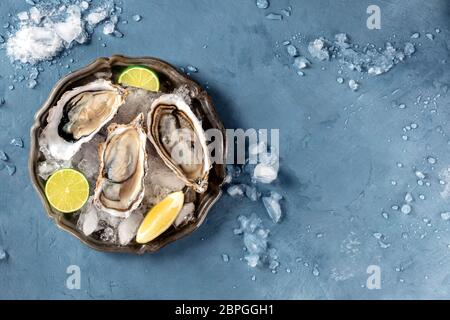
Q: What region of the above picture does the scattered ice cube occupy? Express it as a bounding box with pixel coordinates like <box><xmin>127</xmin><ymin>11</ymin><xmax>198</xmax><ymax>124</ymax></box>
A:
<box><xmin>415</xmin><ymin>170</ymin><xmax>426</xmax><ymax>179</ymax></box>
<box><xmin>227</xmin><ymin>184</ymin><xmax>245</xmax><ymax>197</ymax></box>
<box><xmin>440</xmin><ymin>212</ymin><xmax>450</xmax><ymax>221</ymax></box>
<box><xmin>118</xmin><ymin>213</ymin><xmax>144</xmax><ymax>246</ymax></box>
<box><xmin>244</xmin><ymin>184</ymin><xmax>261</xmax><ymax>201</ymax></box>
<box><xmin>28</xmin><ymin>79</ymin><xmax>37</xmax><ymax>89</ymax></box>
<box><xmin>411</xmin><ymin>32</ymin><xmax>420</xmax><ymax>39</ymax></box>
<box><xmin>253</xmin><ymin>164</ymin><xmax>278</xmax><ymax>183</ymax></box>
<box><xmin>186</xmin><ymin>65</ymin><xmax>198</xmax><ymax>73</ymax></box>
<box><xmin>265</xmin><ymin>13</ymin><xmax>283</xmax><ymax>20</ymax></box>
<box><xmin>222</xmin><ymin>254</ymin><xmax>230</xmax><ymax>262</ymax></box>
<box><xmin>86</xmin><ymin>7</ymin><xmax>109</xmax><ymax>26</ymax></box>
<box><xmin>401</xmin><ymin>204</ymin><xmax>412</xmax><ymax>215</ymax></box>
<box><xmin>6</xmin><ymin>164</ymin><xmax>16</xmax><ymax>176</ymax></box>
<box><xmin>0</xmin><ymin>151</ymin><xmax>8</xmax><ymax>161</ymax></box>
<box><xmin>312</xmin><ymin>265</ymin><xmax>320</xmax><ymax>276</ymax></box>
<box><xmin>427</xmin><ymin>156</ymin><xmax>437</xmax><ymax>165</ymax></box>
<box><xmin>308</xmin><ymin>38</ymin><xmax>330</xmax><ymax>61</ymax></box>
<box><xmin>281</xmin><ymin>7</ymin><xmax>292</xmax><ymax>17</ymax></box>
<box><xmin>249</xmin><ymin>141</ymin><xmax>267</xmax><ymax>156</ymax></box>
<box><xmin>336</xmin><ymin>77</ymin><xmax>344</xmax><ymax>84</ymax></box>
<box><xmin>17</xmin><ymin>11</ymin><xmax>29</xmax><ymax>21</ymax></box>
<box><xmin>10</xmin><ymin>137</ymin><xmax>23</xmax><ymax>148</ymax></box>
<box><xmin>103</xmin><ymin>20</ymin><xmax>115</xmax><ymax>35</ymax></box>
<box><xmin>262</xmin><ymin>191</ymin><xmax>283</xmax><ymax>223</ymax></box>
<box><xmin>293</xmin><ymin>56</ymin><xmax>310</xmax><ymax>69</ymax></box>
<box><xmin>425</xmin><ymin>33</ymin><xmax>434</xmax><ymax>40</ymax></box>
<box><xmin>348</xmin><ymin>79</ymin><xmax>359</xmax><ymax>91</ymax></box>
<box><xmin>256</xmin><ymin>0</ymin><xmax>270</xmax><ymax>9</ymax></box>
<box><xmin>132</xmin><ymin>14</ymin><xmax>142</xmax><ymax>22</ymax></box>
<box><xmin>286</xmin><ymin>44</ymin><xmax>299</xmax><ymax>57</ymax></box>
<box><xmin>0</xmin><ymin>247</ymin><xmax>7</xmax><ymax>261</ymax></box>
<box><xmin>404</xmin><ymin>42</ymin><xmax>415</xmax><ymax>56</ymax></box>
<box><xmin>405</xmin><ymin>192</ymin><xmax>413</xmax><ymax>203</ymax></box>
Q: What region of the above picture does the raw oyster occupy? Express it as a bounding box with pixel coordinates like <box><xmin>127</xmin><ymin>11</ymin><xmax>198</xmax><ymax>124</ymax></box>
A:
<box><xmin>94</xmin><ymin>114</ymin><xmax>147</xmax><ymax>218</ymax></box>
<box><xmin>147</xmin><ymin>94</ymin><xmax>211</xmax><ymax>193</ymax></box>
<box><xmin>40</xmin><ymin>79</ymin><xmax>126</xmax><ymax>161</ymax></box>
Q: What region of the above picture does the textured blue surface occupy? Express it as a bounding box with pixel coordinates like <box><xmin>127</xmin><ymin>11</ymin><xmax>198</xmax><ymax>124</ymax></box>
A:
<box><xmin>0</xmin><ymin>0</ymin><xmax>450</xmax><ymax>299</ymax></box>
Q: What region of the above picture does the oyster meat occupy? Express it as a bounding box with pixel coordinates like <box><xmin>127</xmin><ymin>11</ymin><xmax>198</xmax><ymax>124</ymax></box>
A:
<box><xmin>94</xmin><ymin>114</ymin><xmax>147</xmax><ymax>218</ymax></box>
<box><xmin>40</xmin><ymin>79</ymin><xmax>127</xmax><ymax>161</ymax></box>
<box><xmin>147</xmin><ymin>94</ymin><xmax>211</xmax><ymax>193</ymax></box>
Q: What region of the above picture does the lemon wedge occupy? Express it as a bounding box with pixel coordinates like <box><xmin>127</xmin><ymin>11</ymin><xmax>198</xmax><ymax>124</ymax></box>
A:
<box><xmin>136</xmin><ymin>191</ymin><xmax>184</xmax><ymax>244</ymax></box>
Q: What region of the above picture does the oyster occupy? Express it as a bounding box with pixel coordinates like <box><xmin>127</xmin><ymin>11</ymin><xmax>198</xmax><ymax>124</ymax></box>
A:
<box><xmin>147</xmin><ymin>94</ymin><xmax>211</xmax><ymax>193</ymax></box>
<box><xmin>94</xmin><ymin>114</ymin><xmax>147</xmax><ymax>218</ymax></box>
<box><xmin>40</xmin><ymin>79</ymin><xmax>126</xmax><ymax>161</ymax></box>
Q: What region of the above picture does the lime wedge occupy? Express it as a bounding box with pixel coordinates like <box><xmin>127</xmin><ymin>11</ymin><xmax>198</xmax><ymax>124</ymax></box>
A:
<box><xmin>118</xmin><ymin>66</ymin><xmax>160</xmax><ymax>92</ymax></box>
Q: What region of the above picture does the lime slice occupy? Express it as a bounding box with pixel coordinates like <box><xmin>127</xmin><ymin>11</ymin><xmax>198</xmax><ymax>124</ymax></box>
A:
<box><xmin>136</xmin><ymin>191</ymin><xmax>184</xmax><ymax>244</ymax></box>
<box><xmin>45</xmin><ymin>169</ymin><xmax>89</xmax><ymax>213</ymax></box>
<box><xmin>118</xmin><ymin>66</ymin><xmax>160</xmax><ymax>92</ymax></box>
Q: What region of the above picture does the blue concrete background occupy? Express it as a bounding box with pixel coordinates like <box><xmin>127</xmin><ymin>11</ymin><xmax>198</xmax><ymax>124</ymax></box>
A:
<box><xmin>0</xmin><ymin>0</ymin><xmax>450</xmax><ymax>299</ymax></box>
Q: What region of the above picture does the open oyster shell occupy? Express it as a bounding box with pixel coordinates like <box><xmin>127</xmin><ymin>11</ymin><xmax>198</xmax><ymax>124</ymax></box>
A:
<box><xmin>147</xmin><ymin>94</ymin><xmax>212</xmax><ymax>193</ymax></box>
<box><xmin>94</xmin><ymin>113</ymin><xmax>148</xmax><ymax>218</ymax></box>
<box><xmin>40</xmin><ymin>79</ymin><xmax>127</xmax><ymax>161</ymax></box>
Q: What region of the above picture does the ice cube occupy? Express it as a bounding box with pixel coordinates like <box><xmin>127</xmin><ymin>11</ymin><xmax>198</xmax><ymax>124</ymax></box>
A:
<box><xmin>440</xmin><ymin>212</ymin><xmax>450</xmax><ymax>221</ymax></box>
<box><xmin>262</xmin><ymin>192</ymin><xmax>282</xmax><ymax>223</ymax></box>
<box><xmin>103</xmin><ymin>21</ymin><xmax>115</xmax><ymax>35</ymax></box>
<box><xmin>249</xmin><ymin>141</ymin><xmax>267</xmax><ymax>157</ymax></box>
<box><xmin>286</xmin><ymin>44</ymin><xmax>299</xmax><ymax>57</ymax></box>
<box><xmin>221</xmin><ymin>254</ymin><xmax>230</xmax><ymax>262</ymax></box>
<box><xmin>173</xmin><ymin>202</ymin><xmax>195</xmax><ymax>228</ymax></box>
<box><xmin>17</xmin><ymin>11</ymin><xmax>29</xmax><ymax>21</ymax></box>
<box><xmin>253</xmin><ymin>164</ymin><xmax>278</xmax><ymax>184</ymax></box>
<box><xmin>308</xmin><ymin>38</ymin><xmax>330</xmax><ymax>61</ymax></box>
<box><xmin>244</xmin><ymin>233</ymin><xmax>267</xmax><ymax>254</ymax></box>
<box><xmin>265</xmin><ymin>13</ymin><xmax>282</xmax><ymax>20</ymax></box>
<box><xmin>256</xmin><ymin>0</ymin><xmax>270</xmax><ymax>9</ymax></box>
<box><xmin>244</xmin><ymin>184</ymin><xmax>261</xmax><ymax>201</ymax></box>
<box><xmin>404</xmin><ymin>42</ymin><xmax>415</xmax><ymax>56</ymax></box>
<box><xmin>6</xmin><ymin>164</ymin><xmax>16</xmax><ymax>176</ymax></box>
<box><xmin>227</xmin><ymin>184</ymin><xmax>245</xmax><ymax>197</ymax></box>
<box><xmin>401</xmin><ymin>204</ymin><xmax>412</xmax><ymax>215</ymax></box>
<box><xmin>245</xmin><ymin>254</ymin><xmax>260</xmax><ymax>267</ymax></box>
<box><xmin>405</xmin><ymin>192</ymin><xmax>413</xmax><ymax>203</ymax></box>
<box><xmin>86</xmin><ymin>8</ymin><xmax>109</xmax><ymax>26</ymax></box>
<box><xmin>0</xmin><ymin>150</ymin><xmax>8</xmax><ymax>161</ymax></box>
<box><xmin>411</xmin><ymin>32</ymin><xmax>420</xmax><ymax>39</ymax></box>
<box><xmin>336</xmin><ymin>77</ymin><xmax>344</xmax><ymax>84</ymax></box>
<box><xmin>427</xmin><ymin>156</ymin><xmax>437</xmax><ymax>165</ymax></box>
<box><xmin>10</xmin><ymin>137</ymin><xmax>23</xmax><ymax>148</ymax></box>
<box><xmin>348</xmin><ymin>79</ymin><xmax>359</xmax><ymax>91</ymax></box>
<box><xmin>132</xmin><ymin>14</ymin><xmax>142</xmax><ymax>22</ymax></box>
<box><xmin>0</xmin><ymin>247</ymin><xmax>7</xmax><ymax>261</ymax></box>
<box><xmin>29</xmin><ymin>7</ymin><xmax>42</xmax><ymax>24</ymax></box>
<box><xmin>37</xmin><ymin>160</ymin><xmax>70</xmax><ymax>180</ymax></box>
<box><xmin>186</xmin><ymin>65</ymin><xmax>198</xmax><ymax>73</ymax></box>
<box><xmin>100</xmin><ymin>227</ymin><xmax>116</xmax><ymax>242</ymax></box>
<box><xmin>77</xmin><ymin>200</ymin><xmax>99</xmax><ymax>236</ymax></box>
<box><xmin>293</xmin><ymin>56</ymin><xmax>310</xmax><ymax>70</ymax></box>
<box><xmin>28</xmin><ymin>79</ymin><xmax>37</xmax><ymax>89</ymax></box>
<box><xmin>118</xmin><ymin>213</ymin><xmax>143</xmax><ymax>246</ymax></box>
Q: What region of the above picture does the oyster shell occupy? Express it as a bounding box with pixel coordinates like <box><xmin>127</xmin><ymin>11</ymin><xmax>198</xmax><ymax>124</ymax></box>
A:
<box><xmin>94</xmin><ymin>114</ymin><xmax>147</xmax><ymax>218</ymax></box>
<box><xmin>147</xmin><ymin>94</ymin><xmax>211</xmax><ymax>193</ymax></box>
<box><xmin>40</xmin><ymin>79</ymin><xmax>126</xmax><ymax>161</ymax></box>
